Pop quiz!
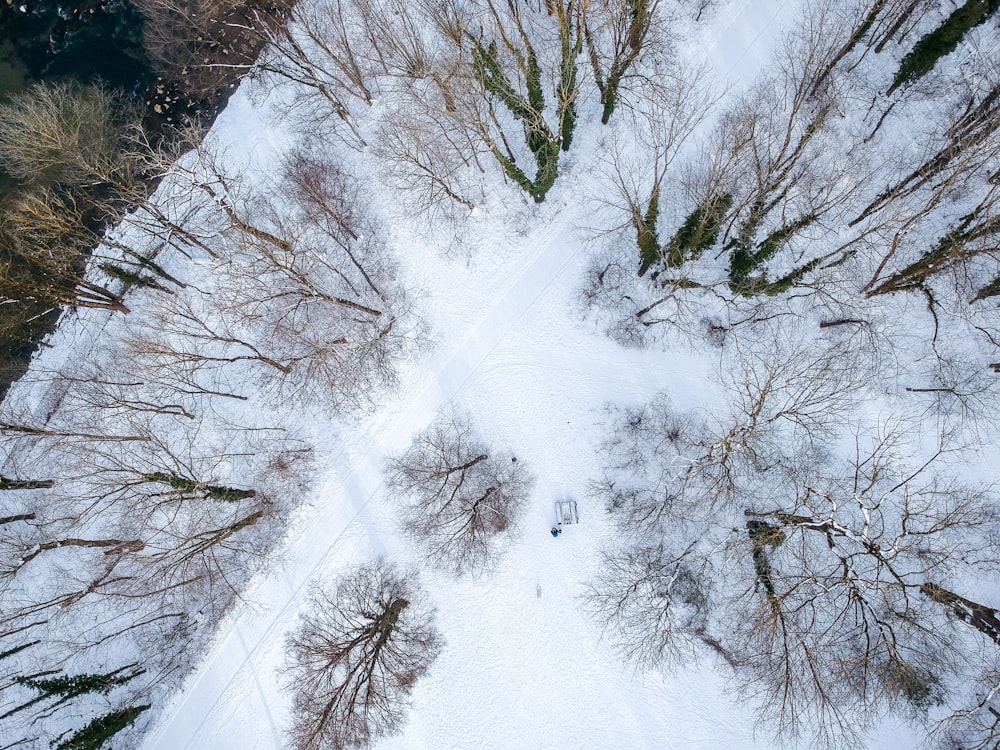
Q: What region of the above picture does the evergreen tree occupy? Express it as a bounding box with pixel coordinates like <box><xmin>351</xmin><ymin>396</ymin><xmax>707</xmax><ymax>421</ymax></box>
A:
<box><xmin>142</xmin><ymin>471</ymin><xmax>256</xmax><ymax>501</ymax></box>
<box><xmin>890</xmin><ymin>0</ymin><xmax>1000</xmax><ymax>93</ymax></box>
<box><xmin>54</xmin><ymin>705</ymin><xmax>150</xmax><ymax>750</ymax></box>
<box><xmin>468</xmin><ymin>0</ymin><xmax>584</xmax><ymax>202</ymax></box>
<box><xmin>2</xmin><ymin>666</ymin><xmax>142</xmax><ymax>719</ymax></box>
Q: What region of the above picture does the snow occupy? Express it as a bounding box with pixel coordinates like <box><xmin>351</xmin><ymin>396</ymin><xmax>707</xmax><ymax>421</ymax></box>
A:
<box><xmin>134</xmin><ymin>0</ymin><xmax>924</xmax><ymax>742</ymax></box>
<box><xmin>4</xmin><ymin>0</ymin><xmax>972</xmax><ymax>747</ymax></box>
<box><xmin>136</xmin><ymin>147</ymin><xmax>757</xmax><ymax>750</ymax></box>
<box><xmin>697</xmin><ymin>0</ymin><xmax>797</xmax><ymax>89</ymax></box>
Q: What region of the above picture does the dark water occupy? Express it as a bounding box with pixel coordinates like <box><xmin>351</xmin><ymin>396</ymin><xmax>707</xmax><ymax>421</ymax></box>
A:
<box><xmin>0</xmin><ymin>0</ymin><xmax>153</xmax><ymax>192</ymax></box>
<box><xmin>0</xmin><ymin>0</ymin><xmax>151</xmax><ymax>99</ymax></box>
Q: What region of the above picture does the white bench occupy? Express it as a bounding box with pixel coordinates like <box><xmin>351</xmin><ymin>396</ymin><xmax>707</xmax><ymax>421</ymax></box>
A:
<box><xmin>555</xmin><ymin>500</ymin><xmax>579</xmax><ymax>525</ymax></box>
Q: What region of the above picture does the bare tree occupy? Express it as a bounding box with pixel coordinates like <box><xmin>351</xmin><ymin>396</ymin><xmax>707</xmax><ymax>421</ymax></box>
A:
<box><xmin>222</xmin><ymin>153</ymin><xmax>411</xmax><ymax>408</ymax></box>
<box><xmin>123</xmin><ymin>290</ymin><xmax>294</xmax><ymax>390</ymax></box>
<box><xmin>590</xmin><ymin>395</ymin><xmax>706</xmax><ymax>534</ymax></box>
<box><xmin>581</xmin><ymin>2</ymin><xmax>915</xmax><ymax>353</ymax></box>
<box><xmin>583</xmin><ymin>0</ymin><xmax>665</xmax><ymax>124</ymax></box>
<box><xmin>862</xmin><ymin>172</ymin><xmax>1000</xmax><ymax>303</ymax></box>
<box><xmin>0</xmin><ymin>373</ymin><xmax>311</xmax><ymax>643</ymax></box>
<box><xmin>711</xmin><ymin>48</ymin><xmax>865</xmax><ymax>299</ymax></box>
<box><xmin>593</xmin><ymin>332</ymin><xmax>865</xmax><ymax>541</ymax></box>
<box><xmin>375</xmin><ymin>99</ymin><xmax>482</xmax><ymax>215</ymax></box>
<box><xmin>679</xmin><ymin>0</ymin><xmax>718</xmax><ymax>22</ymax></box>
<box><xmin>588</xmin><ymin>540</ymin><xmax>713</xmax><ymax>667</ymax></box>
<box><xmin>0</xmin><ymin>405</ymin><xmax>311</xmax><ymax>747</ymax></box>
<box><xmin>118</xmin><ymin>147</ymin><xmax>413</xmax><ymax>411</ymax></box>
<box><xmin>589</xmin><ymin>0</ymin><xmax>922</xmax><ymax>332</ymax></box>
<box><xmin>592</xmin><ymin>367</ymin><xmax>1000</xmax><ymax>746</ymax></box>
<box><xmin>356</xmin><ymin>2</ymin><xmax>490</xmax><ymax>215</ymax></box>
<box><xmin>4</xmin><ymin>450</ymin><xmax>284</xmax><ymax>603</ymax></box>
<box><xmin>284</xmin><ymin>561</ymin><xmax>442</xmax><ymax>750</ymax></box>
<box><xmin>932</xmin><ymin>662</ymin><xmax>1000</xmax><ymax>750</ymax></box>
<box><xmin>136</xmin><ymin>0</ymin><xmax>291</xmax><ymax>100</ymax></box>
<box><xmin>254</xmin><ymin>0</ymin><xmax>382</xmax><ymax>145</ymax></box>
<box><xmin>386</xmin><ymin>410</ymin><xmax>533</xmax><ymax>575</ymax></box>
<box><xmin>723</xmin><ymin>425</ymin><xmax>997</xmax><ymax>745</ymax></box>
<box><xmin>256</xmin><ymin>0</ymin><xmax>467</xmax><ymax>146</ymax></box>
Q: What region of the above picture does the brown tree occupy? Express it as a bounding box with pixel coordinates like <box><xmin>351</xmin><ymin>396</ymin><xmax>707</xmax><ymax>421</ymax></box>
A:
<box><xmin>284</xmin><ymin>561</ymin><xmax>442</xmax><ymax>750</ymax></box>
<box><xmin>386</xmin><ymin>410</ymin><xmax>533</xmax><ymax>575</ymax></box>
<box><xmin>136</xmin><ymin>0</ymin><xmax>291</xmax><ymax>100</ymax></box>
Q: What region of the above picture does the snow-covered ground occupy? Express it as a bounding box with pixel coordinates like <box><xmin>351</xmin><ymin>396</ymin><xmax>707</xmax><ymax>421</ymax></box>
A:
<box><xmin>137</xmin><ymin>194</ymin><xmax>749</xmax><ymax>750</ymax></box>
<box><xmin>123</xmin><ymin>2</ymin><xmax>926</xmax><ymax>748</ymax></box>
<box><xmin>10</xmin><ymin>0</ymin><xmax>997</xmax><ymax>746</ymax></box>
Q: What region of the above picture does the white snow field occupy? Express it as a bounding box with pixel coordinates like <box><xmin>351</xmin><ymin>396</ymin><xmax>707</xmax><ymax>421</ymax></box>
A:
<box><xmin>9</xmin><ymin>0</ymin><xmax>996</xmax><ymax>746</ymax></box>
<box><xmin>127</xmin><ymin>1</ymin><xmax>922</xmax><ymax>748</ymax></box>
<box><xmin>137</xmin><ymin>193</ymin><xmax>757</xmax><ymax>750</ymax></box>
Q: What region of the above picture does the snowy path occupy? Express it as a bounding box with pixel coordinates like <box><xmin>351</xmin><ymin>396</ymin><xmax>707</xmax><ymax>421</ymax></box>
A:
<box><xmin>136</xmin><ymin>192</ymin><xmax>753</xmax><ymax>749</ymax></box>
<box><xmin>139</xmin><ymin>211</ymin><xmax>575</xmax><ymax>749</ymax></box>
<box><xmin>139</xmin><ymin>188</ymin><xmax>744</xmax><ymax>750</ymax></box>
